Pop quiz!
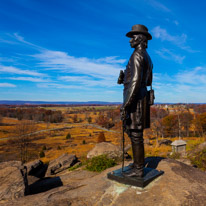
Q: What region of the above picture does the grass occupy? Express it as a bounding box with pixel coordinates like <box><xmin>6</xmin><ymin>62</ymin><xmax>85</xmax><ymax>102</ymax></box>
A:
<box><xmin>145</xmin><ymin>145</ymin><xmax>171</xmax><ymax>158</ymax></box>
<box><xmin>169</xmin><ymin>152</ymin><xmax>181</xmax><ymax>159</ymax></box>
<box><xmin>39</xmin><ymin>150</ymin><xmax>45</xmax><ymax>158</ymax></box>
<box><xmin>68</xmin><ymin>162</ymin><xmax>82</xmax><ymax>171</ymax></box>
<box><xmin>188</xmin><ymin>148</ymin><xmax>206</xmax><ymax>171</ymax></box>
<box><xmin>186</xmin><ymin>139</ymin><xmax>205</xmax><ymax>151</ymax></box>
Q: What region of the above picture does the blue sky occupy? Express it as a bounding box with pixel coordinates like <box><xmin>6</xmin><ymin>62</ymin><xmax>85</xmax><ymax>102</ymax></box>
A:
<box><xmin>0</xmin><ymin>0</ymin><xmax>206</xmax><ymax>103</ymax></box>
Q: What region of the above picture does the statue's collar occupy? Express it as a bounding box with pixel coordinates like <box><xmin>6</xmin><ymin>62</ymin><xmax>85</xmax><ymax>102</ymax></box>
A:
<box><xmin>135</xmin><ymin>45</ymin><xmax>145</xmax><ymax>51</ymax></box>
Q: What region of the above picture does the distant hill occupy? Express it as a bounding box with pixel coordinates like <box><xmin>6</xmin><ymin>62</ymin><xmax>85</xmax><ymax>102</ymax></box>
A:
<box><xmin>0</xmin><ymin>100</ymin><xmax>205</xmax><ymax>106</ymax></box>
<box><xmin>0</xmin><ymin>100</ymin><xmax>121</xmax><ymax>105</ymax></box>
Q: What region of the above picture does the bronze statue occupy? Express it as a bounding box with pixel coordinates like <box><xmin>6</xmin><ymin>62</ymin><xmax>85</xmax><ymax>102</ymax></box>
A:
<box><xmin>108</xmin><ymin>25</ymin><xmax>162</xmax><ymax>187</ymax></box>
<box><xmin>118</xmin><ymin>24</ymin><xmax>154</xmax><ymax>178</ymax></box>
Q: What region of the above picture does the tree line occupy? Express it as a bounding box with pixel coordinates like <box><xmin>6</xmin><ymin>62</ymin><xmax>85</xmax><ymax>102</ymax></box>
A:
<box><xmin>150</xmin><ymin>105</ymin><xmax>206</xmax><ymax>138</ymax></box>
<box><xmin>0</xmin><ymin>107</ymin><xmax>63</xmax><ymax>123</ymax></box>
<box><xmin>93</xmin><ymin>104</ymin><xmax>206</xmax><ymax>138</ymax></box>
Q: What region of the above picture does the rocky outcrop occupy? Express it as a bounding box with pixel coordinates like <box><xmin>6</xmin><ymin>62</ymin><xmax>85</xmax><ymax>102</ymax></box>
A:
<box><xmin>0</xmin><ymin>161</ymin><xmax>27</xmax><ymax>202</ymax></box>
<box><xmin>159</xmin><ymin>139</ymin><xmax>172</xmax><ymax>146</ymax></box>
<box><xmin>25</xmin><ymin>160</ymin><xmax>47</xmax><ymax>178</ymax></box>
<box><xmin>198</xmin><ymin>141</ymin><xmax>206</xmax><ymax>150</ymax></box>
<box><xmin>0</xmin><ymin>155</ymin><xmax>79</xmax><ymax>202</ymax></box>
<box><xmin>87</xmin><ymin>142</ymin><xmax>123</xmax><ymax>159</ymax></box>
<box><xmin>1</xmin><ymin>157</ymin><xmax>206</xmax><ymax>206</ymax></box>
<box><xmin>24</xmin><ymin>160</ymin><xmax>48</xmax><ymax>186</ymax></box>
<box><xmin>46</xmin><ymin>153</ymin><xmax>79</xmax><ymax>176</ymax></box>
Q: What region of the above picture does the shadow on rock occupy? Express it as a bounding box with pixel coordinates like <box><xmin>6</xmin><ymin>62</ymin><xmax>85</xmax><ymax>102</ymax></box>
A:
<box><xmin>27</xmin><ymin>176</ymin><xmax>63</xmax><ymax>195</ymax></box>
<box><xmin>144</xmin><ymin>156</ymin><xmax>165</xmax><ymax>169</ymax></box>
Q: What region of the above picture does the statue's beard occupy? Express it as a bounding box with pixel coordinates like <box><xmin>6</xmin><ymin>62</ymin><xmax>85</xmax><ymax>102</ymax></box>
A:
<box><xmin>130</xmin><ymin>41</ymin><xmax>140</xmax><ymax>48</ymax></box>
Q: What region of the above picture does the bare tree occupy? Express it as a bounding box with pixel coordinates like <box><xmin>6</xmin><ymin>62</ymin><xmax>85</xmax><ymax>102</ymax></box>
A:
<box><xmin>0</xmin><ymin>115</ymin><xmax>2</xmax><ymax>125</ymax></box>
<box><xmin>150</xmin><ymin>107</ymin><xmax>168</xmax><ymax>145</ymax></box>
<box><xmin>173</xmin><ymin>106</ymin><xmax>194</xmax><ymax>138</ymax></box>
<box><xmin>14</xmin><ymin>120</ymin><xmax>37</xmax><ymax>163</ymax></box>
<box><xmin>194</xmin><ymin>112</ymin><xmax>206</xmax><ymax>138</ymax></box>
<box><xmin>174</xmin><ymin>106</ymin><xmax>185</xmax><ymax>139</ymax></box>
<box><xmin>180</xmin><ymin>111</ymin><xmax>193</xmax><ymax>137</ymax></box>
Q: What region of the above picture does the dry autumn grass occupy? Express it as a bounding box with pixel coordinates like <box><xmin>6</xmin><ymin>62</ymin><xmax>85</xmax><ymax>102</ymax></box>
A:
<box><xmin>0</xmin><ymin>105</ymin><xmax>205</xmax><ymax>164</ymax></box>
<box><xmin>0</xmin><ymin>106</ymin><xmax>127</xmax><ymax>162</ymax></box>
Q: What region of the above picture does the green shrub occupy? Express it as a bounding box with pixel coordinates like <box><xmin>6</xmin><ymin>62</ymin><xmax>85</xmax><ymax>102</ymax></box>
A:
<box><xmin>169</xmin><ymin>152</ymin><xmax>181</xmax><ymax>159</ymax></box>
<box><xmin>189</xmin><ymin>148</ymin><xmax>206</xmax><ymax>171</ymax></box>
<box><xmin>39</xmin><ymin>150</ymin><xmax>45</xmax><ymax>158</ymax></box>
<box><xmin>82</xmin><ymin>140</ymin><xmax>86</xmax><ymax>144</ymax></box>
<box><xmin>87</xmin><ymin>117</ymin><xmax>92</xmax><ymax>123</ymax></box>
<box><xmin>42</xmin><ymin>145</ymin><xmax>46</xmax><ymax>150</ymax></box>
<box><xmin>66</xmin><ymin>133</ymin><xmax>71</xmax><ymax>139</ymax></box>
<box><xmin>68</xmin><ymin>163</ymin><xmax>82</xmax><ymax>171</ymax></box>
<box><xmin>85</xmin><ymin>155</ymin><xmax>116</xmax><ymax>172</ymax></box>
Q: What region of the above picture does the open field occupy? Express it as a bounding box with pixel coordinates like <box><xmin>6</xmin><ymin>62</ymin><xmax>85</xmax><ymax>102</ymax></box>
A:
<box><xmin>0</xmin><ymin>104</ymin><xmax>205</xmax><ymax>166</ymax></box>
<box><xmin>0</xmin><ymin>105</ymin><xmax>130</xmax><ymax>162</ymax></box>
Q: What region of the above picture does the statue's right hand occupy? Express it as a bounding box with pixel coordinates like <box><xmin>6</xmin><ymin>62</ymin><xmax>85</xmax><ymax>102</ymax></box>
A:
<box><xmin>120</xmin><ymin>106</ymin><xmax>126</xmax><ymax>120</ymax></box>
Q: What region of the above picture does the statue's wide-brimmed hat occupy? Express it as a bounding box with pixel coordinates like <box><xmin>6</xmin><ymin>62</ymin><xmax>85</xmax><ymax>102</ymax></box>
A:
<box><xmin>126</xmin><ymin>24</ymin><xmax>152</xmax><ymax>40</ymax></box>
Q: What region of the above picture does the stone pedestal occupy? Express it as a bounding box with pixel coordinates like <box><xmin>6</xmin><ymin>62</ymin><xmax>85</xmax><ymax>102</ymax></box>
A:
<box><xmin>107</xmin><ymin>165</ymin><xmax>164</xmax><ymax>188</ymax></box>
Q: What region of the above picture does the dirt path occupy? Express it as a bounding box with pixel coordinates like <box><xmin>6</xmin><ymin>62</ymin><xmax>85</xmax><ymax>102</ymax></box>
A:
<box><xmin>0</xmin><ymin>126</ymin><xmax>73</xmax><ymax>141</ymax></box>
<box><xmin>81</xmin><ymin>123</ymin><xmax>121</xmax><ymax>133</ymax></box>
<box><xmin>0</xmin><ymin>123</ymin><xmax>120</xmax><ymax>141</ymax></box>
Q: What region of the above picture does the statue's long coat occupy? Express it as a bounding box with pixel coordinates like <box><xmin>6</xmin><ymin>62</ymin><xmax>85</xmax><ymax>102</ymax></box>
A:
<box><xmin>123</xmin><ymin>46</ymin><xmax>153</xmax><ymax>131</ymax></box>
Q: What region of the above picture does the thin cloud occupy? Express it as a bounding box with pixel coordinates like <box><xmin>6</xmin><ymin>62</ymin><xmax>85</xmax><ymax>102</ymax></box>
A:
<box><xmin>32</xmin><ymin>50</ymin><xmax>124</xmax><ymax>78</ymax></box>
<box><xmin>59</xmin><ymin>75</ymin><xmax>116</xmax><ymax>87</ymax></box>
<box><xmin>0</xmin><ymin>37</ymin><xmax>17</xmax><ymax>45</ymax></box>
<box><xmin>0</xmin><ymin>32</ymin><xmax>43</xmax><ymax>50</ymax></box>
<box><xmin>0</xmin><ymin>83</ymin><xmax>16</xmax><ymax>87</ymax></box>
<box><xmin>155</xmin><ymin>67</ymin><xmax>206</xmax><ymax>86</ymax></box>
<box><xmin>1</xmin><ymin>33</ymin><xmax>124</xmax><ymax>89</ymax></box>
<box><xmin>155</xmin><ymin>48</ymin><xmax>185</xmax><ymax>64</ymax></box>
<box><xmin>96</xmin><ymin>56</ymin><xmax>126</xmax><ymax>64</ymax></box>
<box><xmin>152</xmin><ymin>26</ymin><xmax>197</xmax><ymax>53</ymax></box>
<box><xmin>32</xmin><ymin>50</ymin><xmax>124</xmax><ymax>88</ymax></box>
<box><xmin>0</xmin><ymin>65</ymin><xmax>45</xmax><ymax>76</ymax></box>
<box><xmin>152</xmin><ymin>26</ymin><xmax>187</xmax><ymax>46</ymax></box>
<box><xmin>8</xmin><ymin>77</ymin><xmax>50</xmax><ymax>82</ymax></box>
<box><xmin>11</xmin><ymin>33</ymin><xmax>43</xmax><ymax>50</ymax></box>
<box><xmin>153</xmin><ymin>67</ymin><xmax>206</xmax><ymax>103</ymax></box>
<box><xmin>147</xmin><ymin>0</ymin><xmax>171</xmax><ymax>12</ymax></box>
<box><xmin>175</xmin><ymin>66</ymin><xmax>206</xmax><ymax>85</ymax></box>
<box><xmin>0</xmin><ymin>57</ymin><xmax>15</xmax><ymax>62</ymax></box>
<box><xmin>37</xmin><ymin>83</ymin><xmax>85</xmax><ymax>89</ymax></box>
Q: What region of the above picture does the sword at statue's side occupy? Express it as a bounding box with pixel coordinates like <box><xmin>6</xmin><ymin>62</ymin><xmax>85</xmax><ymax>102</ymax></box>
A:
<box><xmin>121</xmin><ymin>108</ymin><xmax>126</xmax><ymax>173</ymax></box>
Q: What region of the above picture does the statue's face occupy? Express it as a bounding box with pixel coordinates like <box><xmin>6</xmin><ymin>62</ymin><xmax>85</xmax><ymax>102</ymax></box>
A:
<box><xmin>129</xmin><ymin>35</ymin><xmax>139</xmax><ymax>48</ymax></box>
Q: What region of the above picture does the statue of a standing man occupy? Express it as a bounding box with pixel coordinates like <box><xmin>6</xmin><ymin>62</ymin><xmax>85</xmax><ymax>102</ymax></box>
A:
<box><xmin>118</xmin><ymin>24</ymin><xmax>153</xmax><ymax>178</ymax></box>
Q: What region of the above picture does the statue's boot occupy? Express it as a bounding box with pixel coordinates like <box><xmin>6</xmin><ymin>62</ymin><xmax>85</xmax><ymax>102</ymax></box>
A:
<box><xmin>123</xmin><ymin>131</ymin><xmax>144</xmax><ymax>178</ymax></box>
